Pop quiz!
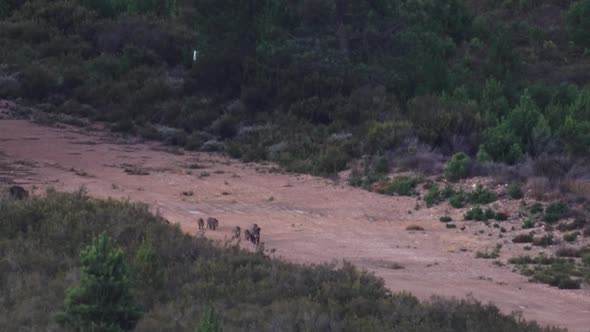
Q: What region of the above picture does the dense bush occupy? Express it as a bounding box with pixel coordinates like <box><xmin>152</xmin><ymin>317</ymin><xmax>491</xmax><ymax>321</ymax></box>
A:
<box><xmin>0</xmin><ymin>191</ymin><xmax>564</xmax><ymax>331</ymax></box>
<box><xmin>424</xmin><ymin>184</ymin><xmax>443</xmax><ymax>207</ymax></box>
<box><xmin>449</xmin><ymin>190</ymin><xmax>467</xmax><ymax>208</ymax></box>
<box><xmin>468</xmin><ymin>185</ymin><xmax>498</xmax><ymax>204</ymax></box>
<box><xmin>509</xmin><ymin>255</ymin><xmax>588</xmax><ymax>289</ymax></box>
<box><xmin>439</xmin><ymin>216</ymin><xmax>453</xmax><ymax>223</ymax></box>
<box><xmin>522</xmin><ymin>218</ymin><xmax>536</xmax><ymax>229</ymax></box>
<box><xmin>376</xmin><ymin>176</ymin><xmax>419</xmax><ymax>196</ymax></box>
<box><xmin>445</xmin><ymin>152</ymin><xmax>472</xmax><ymax>181</ymax></box>
<box><xmin>544</xmin><ymin>202</ymin><xmax>568</xmax><ymax>223</ymax></box>
<box><xmin>508</xmin><ymin>182</ymin><xmax>524</xmax><ymax>199</ymax></box>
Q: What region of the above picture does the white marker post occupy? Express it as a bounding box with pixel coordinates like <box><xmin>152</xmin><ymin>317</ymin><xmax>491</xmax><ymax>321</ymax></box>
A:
<box><xmin>193</xmin><ymin>50</ymin><xmax>197</xmax><ymax>62</ymax></box>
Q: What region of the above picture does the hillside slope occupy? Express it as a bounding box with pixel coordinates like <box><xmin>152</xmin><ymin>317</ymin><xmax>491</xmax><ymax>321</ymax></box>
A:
<box><xmin>0</xmin><ymin>116</ymin><xmax>588</xmax><ymax>331</ymax></box>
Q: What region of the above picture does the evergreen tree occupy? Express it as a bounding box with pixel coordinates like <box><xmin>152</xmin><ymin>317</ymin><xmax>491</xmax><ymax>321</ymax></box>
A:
<box><xmin>56</xmin><ymin>234</ymin><xmax>142</xmax><ymax>332</ymax></box>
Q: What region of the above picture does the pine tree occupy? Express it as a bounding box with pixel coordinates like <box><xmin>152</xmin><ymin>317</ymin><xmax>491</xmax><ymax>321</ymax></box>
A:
<box><xmin>56</xmin><ymin>234</ymin><xmax>142</xmax><ymax>332</ymax></box>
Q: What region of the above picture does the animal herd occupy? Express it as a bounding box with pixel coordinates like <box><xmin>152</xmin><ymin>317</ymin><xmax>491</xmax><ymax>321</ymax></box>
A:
<box><xmin>198</xmin><ymin>217</ymin><xmax>262</xmax><ymax>245</ymax></box>
<box><xmin>3</xmin><ymin>185</ymin><xmax>263</xmax><ymax>246</ymax></box>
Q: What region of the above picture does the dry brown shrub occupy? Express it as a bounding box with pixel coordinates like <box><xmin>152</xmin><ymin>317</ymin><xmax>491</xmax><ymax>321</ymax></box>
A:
<box><xmin>555</xmin><ymin>246</ymin><xmax>579</xmax><ymax>257</ymax></box>
<box><xmin>560</xmin><ymin>178</ymin><xmax>590</xmax><ymax>200</ymax></box>
<box><xmin>526</xmin><ymin>177</ymin><xmax>550</xmax><ymax>200</ymax></box>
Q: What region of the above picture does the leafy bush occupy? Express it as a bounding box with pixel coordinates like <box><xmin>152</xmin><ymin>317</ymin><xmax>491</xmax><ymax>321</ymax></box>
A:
<box><xmin>495</xmin><ymin>212</ymin><xmax>509</xmax><ymax>221</ymax></box>
<box><xmin>449</xmin><ymin>190</ymin><xmax>467</xmax><ymax>208</ymax></box>
<box><xmin>509</xmin><ymin>255</ymin><xmax>586</xmax><ymax>289</ymax></box>
<box><xmin>484</xmin><ymin>208</ymin><xmax>496</xmax><ymax>220</ymax></box>
<box><xmin>522</xmin><ymin>219</ymin><xmax>535</xmax><ymax>229</ymax></box>
<box><xmin>529</xmin><ymin>203</ymin><xmax>544</xmax><ymax>214</ymax></box>
<box><xmin>441</xmin><ymin>184</ymin><xmax>456</xmax><ymax>199</ymax></box>
<box><xmin>439</xmin><ymin>216</ymin><xmax>453</xmax><ymax>223</ymax></box>
<box><xmin>544</xmin><ymin>202</ymin><xmax>568</xmax><ymax>223</ymax></box>
<box><xmin>465</xmin><ymin>206</ymin><xmax>485</xmax><ymax>221</ymax></box>
<box><xmin>445</xmin><ymin>152</ymin><xmax>472</xmax><ymax>182</ymax></box>
<box><xmin>377</xmin><ymin>176</ymin><xmax>419</xmax><ymax>196</ymax></box>
<box><xmin>424</xmin><ymin>185</ymin><xmax>443</xmax><ymax>207</ymax></box>
<box><xmin>480</xmin><ymin>127</ymin><xmax>523</xmax><ymax>164</ymax></box>
<box><xmin>508</xmin><ymin>183</ymin><xmax>524</xmax><ymax>199</ymax></box>
<box><xmin>468</xmin><ymin>186</ymin><xmax>497</xmax><ymax>204</ymax></box>
<box><xmin>563</xmin><ymin>232</ymin><xmax>578</xmax><ymax>243</ymax></box>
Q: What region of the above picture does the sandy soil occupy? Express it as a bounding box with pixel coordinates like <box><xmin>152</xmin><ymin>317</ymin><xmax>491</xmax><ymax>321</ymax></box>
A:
<box><xmin>0</xmin><ymin>111</ymin><xmax>589</xmax><ymax>331</ymax></box>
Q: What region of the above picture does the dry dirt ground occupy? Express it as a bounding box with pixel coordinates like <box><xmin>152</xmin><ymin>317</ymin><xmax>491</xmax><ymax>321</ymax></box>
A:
<box><xmin>0</xmin><ymin>111</ymin><xmax>589</xmax><ymax>330</ymax></box>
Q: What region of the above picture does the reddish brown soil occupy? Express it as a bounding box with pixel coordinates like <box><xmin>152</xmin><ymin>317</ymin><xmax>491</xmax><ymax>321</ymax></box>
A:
<box><xmin>0</xmin><ymin>114</ymin><xmax>589</xmax><ymax>331</ymax></box>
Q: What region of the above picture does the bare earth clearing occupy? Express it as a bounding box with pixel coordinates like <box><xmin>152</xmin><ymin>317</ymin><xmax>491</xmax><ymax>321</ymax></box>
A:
<box><xmin>0</xmin><ymin>111</ymin><xmax>589</xmax><ymax>330</ymax></box>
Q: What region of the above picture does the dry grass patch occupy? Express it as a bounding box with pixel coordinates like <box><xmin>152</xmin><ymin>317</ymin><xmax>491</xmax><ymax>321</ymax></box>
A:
<box><xmin>527</xmin><ymin>177</ymin><xmax>550</xmax><ymax>200</ymax></box>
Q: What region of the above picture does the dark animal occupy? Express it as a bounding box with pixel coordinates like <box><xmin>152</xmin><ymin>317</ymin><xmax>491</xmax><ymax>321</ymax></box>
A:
<box><xmin>207</xmin><ymin>217</ymin><xmax>219</xmax><ymax>230</ymax></box>
<box><xmin>197</xmin><ymin>218</ymin><xmax>205</xmax><ymax>230</ymax></box>
<box><xmin>233</xmin><ymin>226</ymin><xmax>241</xmax><ymax>239</ymax></box>
<box><xmin>245</xmin><ymin>223</ymin><xmax>261</xmax><ymax>245</ymax></box>
<box><xmin>9</xmin><ymin>186</ymin><xmax>28</xmax><ymax>200</ymax></box>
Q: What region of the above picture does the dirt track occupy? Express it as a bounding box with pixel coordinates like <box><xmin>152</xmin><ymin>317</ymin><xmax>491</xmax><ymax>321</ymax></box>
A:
<box><xmin>0</xmin><ymin>115</ymin><xmax>589</xmax><ymax>331</ymax></box>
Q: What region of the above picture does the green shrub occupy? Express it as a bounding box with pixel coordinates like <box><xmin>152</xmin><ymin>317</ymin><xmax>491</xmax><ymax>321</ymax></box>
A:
<box><xmin>441</xmin><ymin>184</ymin><xmax>455</xmax><ymax>199</ymax></box>
<box><xmin>314</xmin><ymin>143</ymin><xmax>352</xmax><ymax>175</ymax></box>
<box><xmin>495</xmin><ymin>212</ymin><xmax>509</xmax><ymax>221</ymax></box>
<box><xmin>480</xmin><ymin>127</ymin><xmax>523</xmax><ymax>165</ymax></box>
<box><xmin>133</xmin><ymin>237</ymin><xmax>163</xmax><ymax>292</ymax></box>
<box><xmin>468</xmin><ymin>186</ymin><xmax>497</xmax><ymax>204</ymax></box>
<box><xmin>465</xmin><ymin>206</ymin><xmax>485</xmax><ymax>221</ymax></box>
<box><xmin>484</xmin><ymin>208</ymin><xmax>496</xmax><ymax>220</ymax></box>
<box><xmin>529</xmin><ymin>203</ymin><xmax>544</xmax><ymax>214</ymax></box>
<box><xmin>544</xmin><ymin>202</ymin><xmax>568</xmax><ymax>223</ymax></box>
<box><xmin>381</xmin><ymin>176</ymin><xmax>419</xmax><ymax>196</ymax></box>
<box><xmin>558</xmin><ymin>278</ymin><xmax>581</xmax><ymax>289</ymax></box>
<box><xmin>563</xmin><ymin>232</ymin><xmax>578</xmax><ymax>243</ymax></box>
<box><xmin>522</xmin><ymin>218</ymin><xmax>535</xmax><ymax>229</ymax></box>
<box><xmin>445</xmin><ymin>152</ymin><xmax>471</xmax><ymax>182</ymax></box>
<box><xmin>510</xmin><ymin>254</ymin><xmax>584</xmax><ymax>289</ymax></box>
<box><xmin>439</xmin><ymin>216</ymin><xmax>453</xmax><ymax>223</ymax></box>
<box><xmin>449</xmin><ymin>191</ymin><xmax>467</xmax><ymax>208</ymax></box>
<box><xmin>373</xmin><ymin>156</ymin><xmax>390</xmax><ymax>174</ymax></box>
<box><xmin>508</xmin><ymin>183</ymin><xmax>524</xmax><ymax>199</ymax></box>
<box><xmin>424</xmin><ymin>185</ymin><xmax>443</xmax><ymax>207</ymax></box>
